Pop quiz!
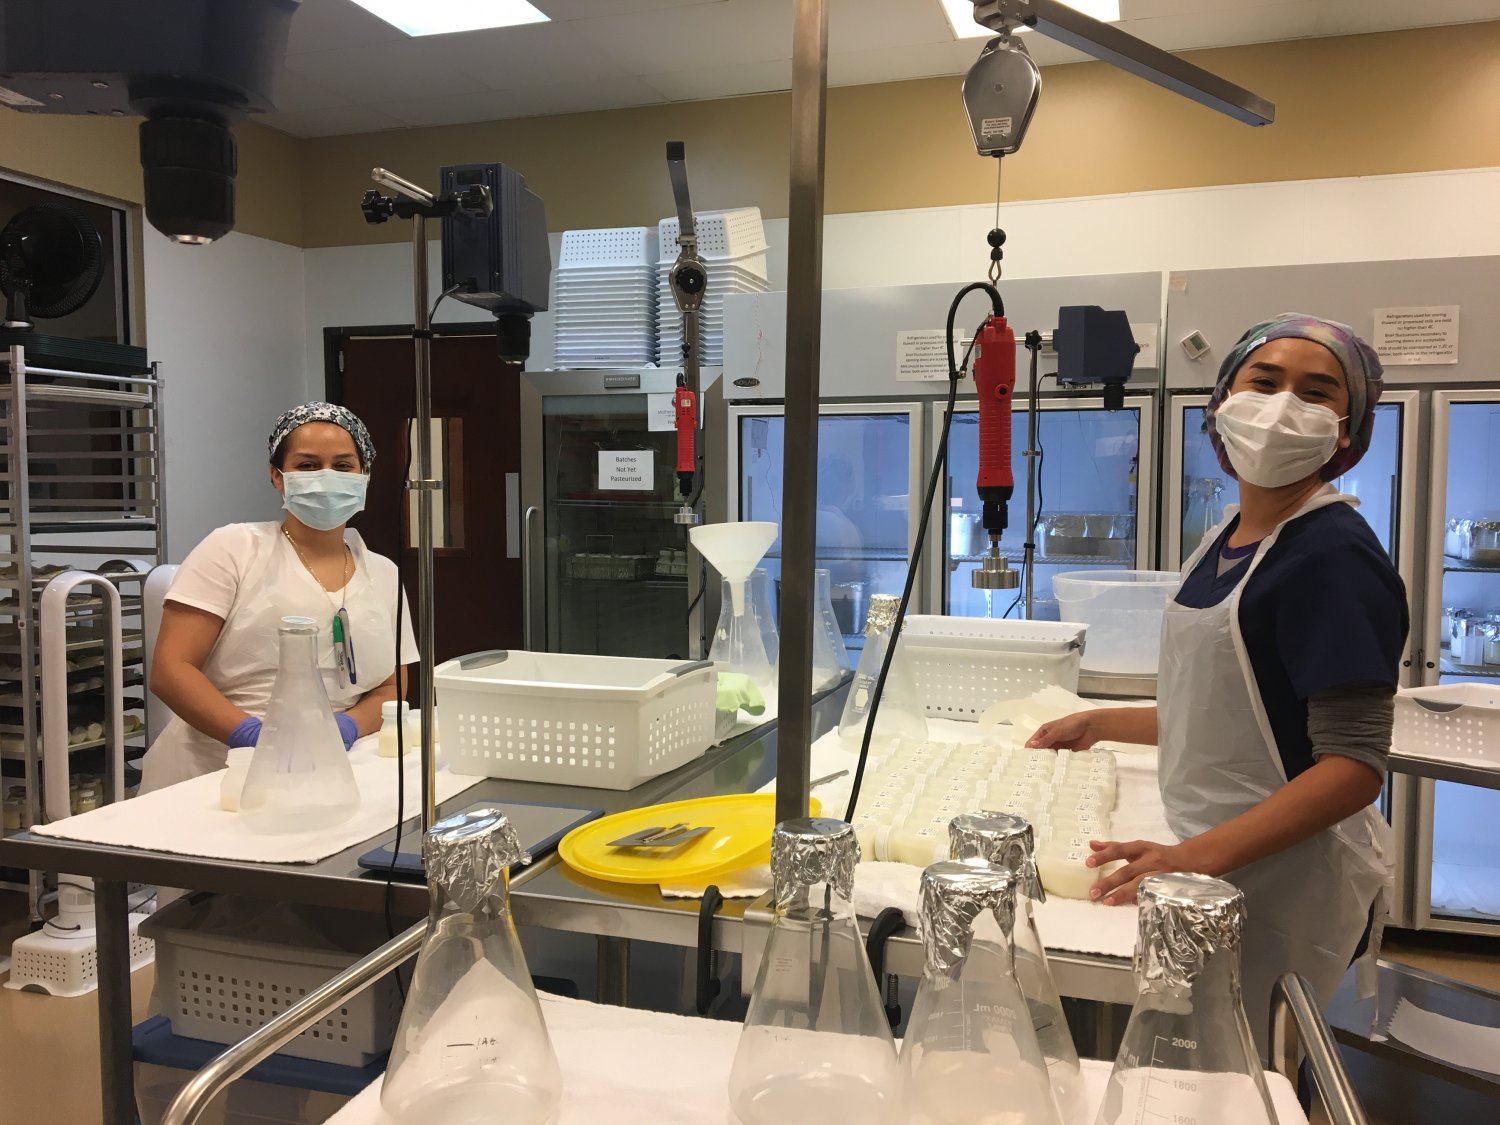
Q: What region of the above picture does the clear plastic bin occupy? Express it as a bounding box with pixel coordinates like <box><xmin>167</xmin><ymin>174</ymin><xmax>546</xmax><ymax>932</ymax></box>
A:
<box><xmin>1053</xmin><ymin>570</ymin><xmax>1179</xmax><ymax>674</ymax></box>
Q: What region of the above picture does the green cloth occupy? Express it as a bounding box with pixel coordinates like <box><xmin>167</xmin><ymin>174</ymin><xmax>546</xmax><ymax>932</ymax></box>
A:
<box><xmin>716</xmin><ymin>672</ymin><xmax>766</xmax><ymax>716</ymax></box>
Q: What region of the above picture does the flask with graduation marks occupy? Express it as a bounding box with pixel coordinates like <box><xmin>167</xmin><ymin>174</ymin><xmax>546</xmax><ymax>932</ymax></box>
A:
<box><xmin>899</xmin><ymin>858</ymin><xmax>1063</xmax><ymax>1125</ymax></box>
<box><xmin>949</xmin><ymin>811</ymin><xmax>1085</xmax><ymax>1123</ymax></box>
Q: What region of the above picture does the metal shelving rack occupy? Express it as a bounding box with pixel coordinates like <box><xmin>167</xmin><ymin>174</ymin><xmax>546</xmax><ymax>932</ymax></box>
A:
<box><xmin>0</xmin><ymin>344</ymin><xmax>165</xmax><ymax>910</ymax></box>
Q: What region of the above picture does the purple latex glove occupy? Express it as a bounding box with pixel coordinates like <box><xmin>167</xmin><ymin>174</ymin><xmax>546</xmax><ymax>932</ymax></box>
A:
<box><xmin>335</xmin><ymin>712</ymin><xmax>359</xmax><ymax>751</ymax></box>
<box><xmin>227</xmin><ymin>716</ymin><xmax>261</xmax><ymax>748</ymax></box>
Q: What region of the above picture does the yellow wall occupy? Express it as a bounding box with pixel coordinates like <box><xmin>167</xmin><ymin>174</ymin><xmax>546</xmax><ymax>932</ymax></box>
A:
<box><xmin>299</xmin><ymin>20</ymin><xmax>1500</xmax><ymax>248</ymax></box>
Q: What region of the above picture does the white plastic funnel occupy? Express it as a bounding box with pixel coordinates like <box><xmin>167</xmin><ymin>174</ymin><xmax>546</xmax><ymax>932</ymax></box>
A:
<box><xmin>690</xmin><ymin>521</ymin><xmax>777</xmax><ymax>615</ymax></box>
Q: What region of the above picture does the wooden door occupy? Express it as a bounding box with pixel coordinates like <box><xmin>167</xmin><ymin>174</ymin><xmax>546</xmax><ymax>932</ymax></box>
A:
<box><xmin>335</xmin><ymin>331</ymin><xmax>523</xmax><ymax>665</ymax></box>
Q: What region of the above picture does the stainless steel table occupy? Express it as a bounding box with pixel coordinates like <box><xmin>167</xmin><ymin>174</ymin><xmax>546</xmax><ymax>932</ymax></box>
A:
<box><xmin>1388</xmin><ymin>750</ymin><xmax>1500</xmax><ymax>791</ymax></box>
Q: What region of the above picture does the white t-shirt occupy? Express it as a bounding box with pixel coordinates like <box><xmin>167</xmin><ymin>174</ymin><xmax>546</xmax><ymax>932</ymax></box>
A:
<box><xmin>141</xmin><ymin>522</ymin><xmax>418</xmax><ymax>791</ymax></box>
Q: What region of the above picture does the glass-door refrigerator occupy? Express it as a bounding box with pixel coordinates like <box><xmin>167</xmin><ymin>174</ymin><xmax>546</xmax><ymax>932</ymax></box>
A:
<box><xmin>727</xmin><ymin>403</ymin><xmax>922</xmax><ymax>651</ymax></box>
<box><xmin>931</xmin><ymin>394</ymin><xmax>1157</xmax><ymax>621</ymax></box>
<box><xmin>1414</xmin><ymin>390</ymin><xmax>1500</xmax><ymax>934</ymax></box>
<box><xmin>520</xmin><ymin>368</ymin><xmax>720</xmax><ymax>661</ymax></box>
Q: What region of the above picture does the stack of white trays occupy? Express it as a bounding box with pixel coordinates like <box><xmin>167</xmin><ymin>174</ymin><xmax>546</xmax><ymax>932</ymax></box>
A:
<box><xmin>552</xmin><ymin>227</ymin><xmax>659</xmax><ymax>368</ymax></box>
<box><xmin>656</xmin><ymin>207</ymin><xmax>770</xmax><ymax>367</ymax></box>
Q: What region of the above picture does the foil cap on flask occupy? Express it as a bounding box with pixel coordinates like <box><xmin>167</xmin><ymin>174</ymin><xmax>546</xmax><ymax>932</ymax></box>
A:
<box><xmin>772</xmin><ymin>818</ymin><xmax>859</xmax><ymax>903</ymax></box>
<box><xmin>864</xmin><ymin>594</ymin><xmax>901</xmax><ymax>636</ymax></box>
<box><xmin>920</xmin><ymin>859</ymin><xmax>1017</xmax><ymax>979</ymax></box>
<box><xmin>422</xmin><ymin>805</ymin><xmax>531</xmax><ymax>913</ymax></box>
<box><xmin>1135</xmin><ymin>873</ymin><xmax>1245</xmax><ymax>993</ymax></box>
<box><xmin>949</xmin><ymin>810</ymin><xmax>1046</xmax><ymax>903</ymax></box>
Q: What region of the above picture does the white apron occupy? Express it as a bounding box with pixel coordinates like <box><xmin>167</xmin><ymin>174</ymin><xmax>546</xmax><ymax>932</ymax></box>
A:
<box><xmin>140</xmin><ymin>524</ymin><xmax>401</xmax><ymax>792</ymax></box>
<box><xmin>1158</xmin><ymin>486</ymin><xmax>1392</xmax><ymax>1057</ymax></box>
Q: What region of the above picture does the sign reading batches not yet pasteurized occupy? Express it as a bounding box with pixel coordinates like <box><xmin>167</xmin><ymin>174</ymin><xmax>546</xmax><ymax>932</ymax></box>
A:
<box><xmin>598</xmin><ymin>450</ymin><xmax>655</xmax><ymax>491</ymax></box>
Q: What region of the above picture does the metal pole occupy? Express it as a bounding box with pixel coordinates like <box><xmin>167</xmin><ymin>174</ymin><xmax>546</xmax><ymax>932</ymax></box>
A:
<box><xmin>1024</xmin><ymin>341</ymin><xmax>1041</xmax><ymax>619</ymax></box>
<box><xmin>162</xmin><ymin>924</ymin><xmax>426</xmax><ymax>1125</ymax></box>
<box><xmin>95</xmin><ymin>879</ymin><xmax>135</xmax><ymax>1125</ymax></box>
<box><xmin>1270</xmin><ymin>973</ymin><xmax>1369</xmax><ymax>1125</ymax></box>
<box><xmin>596</xmin><ymin>936</ymin><xmax>631</xmax><ymax>1006</ymax></box>
<box><xmin>773</xmin><ymin>0</ymin><xmax>829</xmax><ymax>827</ymax></box>
<box><xmin>411</xmin><ymin>214</ymin><xmax>438</xmax><ymax>831</ymax></box>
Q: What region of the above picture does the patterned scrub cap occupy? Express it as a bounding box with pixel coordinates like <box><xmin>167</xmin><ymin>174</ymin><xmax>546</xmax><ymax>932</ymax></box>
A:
<box><xmin>1206</xmin><ymin>313</ymin><xmax>1384</xmax><ymax>481</ymax></box>
<box><xmin>268</xmin><ymin>401</ymin><xmax>376</xmax><ymax>469</ymax></box>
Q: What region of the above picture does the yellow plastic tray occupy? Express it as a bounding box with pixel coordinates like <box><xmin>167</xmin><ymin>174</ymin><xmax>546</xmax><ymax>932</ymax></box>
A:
<box><xmin>558</xmin><ymin>793</ymin><xmax>819</xmax><ymax>886</ymax></box>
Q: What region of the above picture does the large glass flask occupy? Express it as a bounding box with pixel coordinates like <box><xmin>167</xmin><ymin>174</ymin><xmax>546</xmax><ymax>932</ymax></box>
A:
<box><xmin>949</xmin><ymin>812</ymin><xmax>1084</xmax><ymax>1123</ymax></box>
<box><xmin>239</xmin><ymin>616</ymin><xmax>359</xmax><ymax>834</ymax></box>
<box><xmin>812</xmin><ymin>568</ymin><xmax>852</xmax><ymax>689</ymax></box>
<box><xmin>380</xmin><ymin>807</ymin><xmax>562</xmax><ymax>1124</ymax></box>
<box><xmin>752</xmin><ymin>567</ymin><xmax>780</xmax><ymax>667</ymax></box>
<box><xmin>838</xmin><ymin>594</ymin><xmax>928</xmax><ymax>748</ymax></box>
<box><xmin>1095</xmin><ymin>874</ymin><xmax>1276</xmax><ymax>1125</ymax></box>
<box><xmin>900</xmin><ymin>859</ymin><xmax>1062</xmax><ymax>1125</ymax></box>
<box><xmin>728</xmin><ymin>818</ymin><xmax>900</xmax><ymax>1124</ymax></box>
<box><xmin>710</xmin><ymin>576</ymin><xmax>777</xmax><ymax>696</ymax></box>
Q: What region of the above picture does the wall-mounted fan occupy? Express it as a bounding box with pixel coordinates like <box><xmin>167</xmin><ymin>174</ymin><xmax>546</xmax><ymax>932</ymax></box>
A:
<box><xmin>0</xmin><ymin>204</ymin><xmax>104</xmax><ymax>329</ymax></box>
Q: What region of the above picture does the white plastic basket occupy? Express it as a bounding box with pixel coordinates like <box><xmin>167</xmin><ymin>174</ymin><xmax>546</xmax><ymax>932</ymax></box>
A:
<box><xmin>898</xmin><ymin>616</ymin><xmax>1087</xmax><ymax>720</ymax></box>
<box><xmin>558</xmin><ymin>226</ymin><xmax>658</xmax><ymax>268</ymax></box>
<box><xmin>436</xmin><ymin>650</ymin><xmax>717</xmax><ymax>790</ymax></box>
<box><xmin>141</xmin><ymin>897</ymin><xmax>403</xmax><ymax>1066</ymax></box>
<box><xmin>1393</xmin><ymin>683</ymin><xmax>1500</xmax><ymax>767</ymax></box>
<box><xmin>658</xmin><ymin>207</ymin><xmax>767</xmax><ymax>260</ymax></box>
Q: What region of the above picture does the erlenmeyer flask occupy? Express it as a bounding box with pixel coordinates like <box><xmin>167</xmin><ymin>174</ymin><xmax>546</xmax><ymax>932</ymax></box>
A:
<box><xmin>239</xmin><ymin>616</ymin><xmax>359</xmax><ymax>834</ymax></box>
<box><xmin>811</xmin><ymin>568</ymin><xmax>851</xmax><ymax>688</ymax></box>
<box><xmin>381</xmin><ymin>806</ymin><xmax>562</xmax><ymax>1124</ymax></box>
<box><xmin>1095</xmin><ymin>874</ymin><xmax>1277</xmax><ymax>1125</ymax></box>
<box><xmin>710</xmin><ymin>576</ymin><xmax>776</xmax><ymax>692</ymax></box>
<box><xmin>752</xmin><ymin>568</ymin><xmax>779</xmax><ymax>667</ymax></box>
<box><xmin>729</xmin><ymin>818</ymin><xmax>900</xmax><ymax>1124</ymax></box>
<box><xmin>900</xmin><ymin>859</ymin><xmax>1063</xmax><ymax>1125</ymax></box>
<box><xmin>949</xmin><ymin>812</ymin><xmax>1085</xmax><ymax>1124</ymax></box>
<box><xmin>838</xmin><ymin>594</ymin><xmax>928</xmax><ymax>747</ymax></box>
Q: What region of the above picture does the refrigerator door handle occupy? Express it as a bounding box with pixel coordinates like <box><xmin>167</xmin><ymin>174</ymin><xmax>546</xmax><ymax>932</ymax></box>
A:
<box><xmin>523</xmin><ymin>505</ymin><xmax>540</xmax><ymax>650</ymax></box>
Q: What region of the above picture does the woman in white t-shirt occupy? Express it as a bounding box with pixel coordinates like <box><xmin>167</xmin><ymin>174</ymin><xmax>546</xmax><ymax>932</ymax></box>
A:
<box><xmin>140</xmin><ymin>402</ymin><xmax>418</xmax><ymax>792</ymax></box>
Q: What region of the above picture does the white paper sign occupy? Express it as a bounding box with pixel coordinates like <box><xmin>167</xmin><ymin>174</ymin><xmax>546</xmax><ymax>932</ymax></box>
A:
<box><xmin>646</xmin><ymin>392</ymin><xmax>676</xmax><ymax>432</ymax></box>
<box><xmin>1129</xmin><ymin>322</ymin><xmax>1159</xmax><ymax>370</ymax></box>
<box><xmin>896</xmin><ymin>330</ymin><xmax>972</xmax><ymax>382</ymax></box>
<box><xmin>1374</xmin><ymin>305</ymin><xmax>1460</xmax><ymax>365</ymax></box>
<box><xmin>598</xmin><ymin>450</ymin><xmax>655</xmax><ymax>491</ymax></box>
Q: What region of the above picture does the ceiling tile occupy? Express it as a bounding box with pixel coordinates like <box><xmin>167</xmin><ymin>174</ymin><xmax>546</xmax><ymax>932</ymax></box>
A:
<box><xmin>570</xmin><ymin>0</ymin><xmax>794</xmax><ymax>74</ymax></box>
<box><xmin>647</xmin><ymin>58</ymin><xmax>793</xmax><ymax>101</ymax></box>
<box><xmin>436</xmin><ymin>21</ymin><xmax>632</xmax><ymax>90</ymax></box>
<box><xmin>285</xmin><ymin>0</ymin><xmax>407</xmax><ymax>54</ymax></box>
<box><xmin>255</xmin><ymin>104</ymin><xmax>407</xmax><ymax>138</ymax></box>
<box><xmin>283</xmin><ymin>39</ymin><xmax>491</xmax><ymax>103</ymax></box>
<box><xmin>270</xmin><ymin>68</ymin><xmax>351</xmax><ymax>114</ymax></box>
<box><xmin>827</xmin><ymin>0</ymin><xmax>956</xmax><ymax>54</ymax></box>
<box><xmin>536</xmin><ymin>0</ymin><xmax>726</xmax><ymax>18</ymax></box>
<box><xmin>827</xmin><ymin>39</ymin><xmax>993</xmax><ymax>87</ymax></box>
<box><xmin>376</xmin><ymin>76</ymin><xmax>669</xmax><ymax>125</ymax></box>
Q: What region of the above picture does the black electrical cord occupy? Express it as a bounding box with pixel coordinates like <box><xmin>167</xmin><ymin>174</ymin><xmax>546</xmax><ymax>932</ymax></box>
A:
<box><xmin>844</xmin><ymin>282</ymin><xmax>1003</xmax><ymax>822</ymax></box>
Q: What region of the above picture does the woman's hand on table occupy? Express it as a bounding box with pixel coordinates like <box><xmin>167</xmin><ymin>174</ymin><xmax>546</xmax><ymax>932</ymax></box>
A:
<box><xmin>1086</xmin><ymin>838</ymin><xmax>1196</xmax><ymax>906</ymax></box>
<box><xmin>1027</xmin><ymin>711</ymin><xmax>1099</xmax><ymax>751</ymax></box>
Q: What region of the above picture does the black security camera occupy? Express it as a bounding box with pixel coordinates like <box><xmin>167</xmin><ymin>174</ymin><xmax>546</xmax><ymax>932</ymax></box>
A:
<box><xmin>0</xmin><ymin>0</ymin><xmax>299</xmax><ymax>244</ymax></box>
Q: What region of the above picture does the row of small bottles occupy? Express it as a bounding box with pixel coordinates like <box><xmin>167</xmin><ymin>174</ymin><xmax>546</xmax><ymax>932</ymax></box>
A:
<box><xmin>383</xmin><ymin>805</ymin><xmax>1277</xmax><ymax>1124</ymax></box>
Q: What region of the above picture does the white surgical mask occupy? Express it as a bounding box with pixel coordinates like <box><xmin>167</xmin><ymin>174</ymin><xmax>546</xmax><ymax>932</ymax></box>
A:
<box><xmin>1214</xmin><ymin>391</ymin><xmax>1346</xmax><ymax>488</ymax></box>
<box><xmin>281</xmin><ymin>469</ymin><xmax>368</xmax><ymax>530</ymax></box>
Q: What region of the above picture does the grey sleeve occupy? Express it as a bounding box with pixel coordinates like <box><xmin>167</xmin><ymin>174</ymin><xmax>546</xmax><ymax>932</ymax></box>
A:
<box><xmin>1307</xmin><ymin>682</ymin><xmax>1394</xmax><ymax>783</ymax></box>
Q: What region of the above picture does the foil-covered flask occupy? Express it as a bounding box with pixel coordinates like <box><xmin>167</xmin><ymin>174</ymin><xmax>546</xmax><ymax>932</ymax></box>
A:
<box><xmin>380</xmin><ymin>807</ymin><xmax>561</xmax><ymax>1124</ymax></box>
<box><xmin>949</xmin><ymin>811</ymin><xmax>1085</xmax><ymax>1123</ymax></box>
<box><xmin>837</xmin><ymin>593</ymin><xmax>928</xmax><ymax>747</ymax></box>
<box><xmin>899</xmin><ymin>859</ymin><xmax>1063</xmax><ymax>1125</ymax></box>
<box><xmin>1095</xmin><ymin>874</ymin><xmax>1277</xmax><ymax>1125</ymax></box>
<box><xmin>728</xmin><ymin>818</ymin><xmax>900</xmax><ymax>1124</ymax></box>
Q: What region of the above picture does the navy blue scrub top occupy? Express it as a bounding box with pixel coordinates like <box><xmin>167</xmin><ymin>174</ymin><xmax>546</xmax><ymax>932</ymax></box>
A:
<box><xmin>1174</xmin><ymin>502</ymin><xmax>1409</xmax><ymax>781</ymax></box>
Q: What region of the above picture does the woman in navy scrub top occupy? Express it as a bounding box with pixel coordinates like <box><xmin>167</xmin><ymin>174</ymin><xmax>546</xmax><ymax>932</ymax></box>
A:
<box><xmin>1030</xmin><ymin>313</ymin><xmax>1405</xmax><ymax>1045</ymax></box>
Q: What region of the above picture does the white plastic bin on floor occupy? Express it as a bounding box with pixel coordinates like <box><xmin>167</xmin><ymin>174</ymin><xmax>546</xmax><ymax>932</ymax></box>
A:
<box><xmin>1053</xmin><ymin>570</ymin><xmax>1180</xmax><ymax>675</ymax></box>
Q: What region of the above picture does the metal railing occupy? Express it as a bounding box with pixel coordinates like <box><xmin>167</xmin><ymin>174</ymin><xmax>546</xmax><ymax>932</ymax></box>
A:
<box><xmin>1271</xmin><ymin>971</ymin><xmax>1370</xmax><ymax>1125</ymax></box>
<box><xmin>160</xmin><ymin>922</ymin><xmax>424</xmax><ymax>1125</ymax></box>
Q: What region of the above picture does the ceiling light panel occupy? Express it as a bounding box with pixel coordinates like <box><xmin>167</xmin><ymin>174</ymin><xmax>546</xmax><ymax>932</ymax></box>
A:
<box><xmin>940</xmin><ymin>0</ymin><xmax>1121</xmax><ymax>40</ymax></box>
<box><xmin>351</xmin><ymin>0</ymin><xmax>549</xmax><ymax>38</ymax></box>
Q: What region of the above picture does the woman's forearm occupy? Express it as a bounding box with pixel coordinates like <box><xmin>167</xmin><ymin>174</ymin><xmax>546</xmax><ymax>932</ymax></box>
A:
<box><xmin>151</xmin><ymin>660</ymin><xmax>248</xmax><ymax>744</ymax></box>
<box><xmin>1090</xmin><ymin>706</ymin><xmax>1159</xmax><ymax>746</ymax></box>
<box><xmin>1181</xmin><ymin>755</ymin><xmax>1383</xmax><ymax>877</ymax></box>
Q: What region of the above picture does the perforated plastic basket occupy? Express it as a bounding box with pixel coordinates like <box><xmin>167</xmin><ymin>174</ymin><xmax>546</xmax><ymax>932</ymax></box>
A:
<box><xmin>558</xmin><ymin>226</ymin><xmax>659</xmax><ymax>268</ymax></box>
<box><xmin>658</xmin><ymin>207</ymin><xmax>768</xmax><ymax>260</ymax></box>
<box><xmin>1393</xmin><ymin>683</ymin><xmax>1500</xmax><ymax>767</ymax></box>
<box><xmin>436</xmin><ymin>651</ymin><xmax>717</xmax><ymax>790</ymax></box>
<box><xmin>898</xmin><ymin>616</ymin><xmax>1087</xmax><ymax>720</ymax></box>
<box><xmin>141</xmin><ymin>897</ymin><xmax>403</xmax><ymax>1066</ymax></box>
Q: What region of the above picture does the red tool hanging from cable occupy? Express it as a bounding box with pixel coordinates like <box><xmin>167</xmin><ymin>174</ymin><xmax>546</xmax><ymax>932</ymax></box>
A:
<box><xmin>970</xmin><ymin>309</ymin><xmax>1021</xmax><ymax>591</ymax></box>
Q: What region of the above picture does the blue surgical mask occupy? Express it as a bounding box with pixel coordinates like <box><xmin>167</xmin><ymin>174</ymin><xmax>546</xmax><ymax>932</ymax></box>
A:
<box><xmin>280</xmin><ymin>469</ymin><xmax>368</xmax><ymax>530</ymax></box>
